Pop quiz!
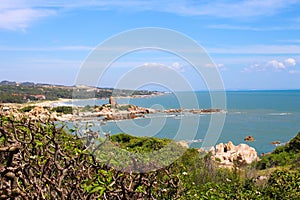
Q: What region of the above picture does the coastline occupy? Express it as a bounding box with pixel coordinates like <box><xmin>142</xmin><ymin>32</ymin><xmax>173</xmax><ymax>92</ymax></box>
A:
<box><xmin>0</xmin><ymin>91</ymin><xmax>167</xmax><ymax>108</ymax></box>
<box><xmin>1</xmin><ymin>90</ymin><xmax>299</xmax><ymax>156</ymax></box>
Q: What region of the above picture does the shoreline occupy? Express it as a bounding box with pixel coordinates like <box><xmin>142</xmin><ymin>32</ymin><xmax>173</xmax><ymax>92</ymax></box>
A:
<box><xmin>0</xmin><ymin>92</ymin><xmax>167</xmax><ymax>108</ymax></box>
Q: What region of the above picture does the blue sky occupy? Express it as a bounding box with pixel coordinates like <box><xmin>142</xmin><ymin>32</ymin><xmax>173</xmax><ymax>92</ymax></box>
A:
<box><xmin>0</xmin><ymin>0</ymin><xmax>300</xmax><ymax>90</ymax></box>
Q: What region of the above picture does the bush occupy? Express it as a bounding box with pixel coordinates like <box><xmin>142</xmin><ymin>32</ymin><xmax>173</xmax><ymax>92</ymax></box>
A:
<box><xmin>0</xmin><ymin>115</ymin><xmax>184</xmax><ymax>199</ymax></box>
<box><xmin>21</xmin><ymin>105</ymin><xmax>35</xmax><ymax>112</ymax></box>
<box><xmin>285</xmin><ymin>132</ymin><xmax>300</xmax><ymax>153</ymax></box>
<box><xmin>110</xmin><ymin>133</ymin><xmax>171</xmax><ymax>152</ymax></box>
<box><xmin>52</xmin><ymin>106</ymin><xmax>73</xmax><ymax>114</ymax></box>
<box><xmin>263</xmin><ymin>170</ymin><xmax>300</xmax><ymax>199</ymax></box>
<box><xmin>256</xmin><ymin>132</ymin><xmax>300</xmax><ymax>170</ymax></box>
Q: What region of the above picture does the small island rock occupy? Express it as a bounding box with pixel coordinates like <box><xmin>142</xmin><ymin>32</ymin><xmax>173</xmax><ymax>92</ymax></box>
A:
<box><xmin>244</xmin><ymin>135</ymin><xmax>255</xmax><ymax>142</ymax></box>
<box><xmin>271</xmin><ymin>141</ymin><xmax>280</xmax><ymax>145</ymax></box>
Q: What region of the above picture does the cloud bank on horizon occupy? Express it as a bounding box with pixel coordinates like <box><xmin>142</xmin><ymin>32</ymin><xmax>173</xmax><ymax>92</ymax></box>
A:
<box><xmin>0</xmin><ymin>0</ymin><xmax>300</xmax><ymax>90</ymax></box>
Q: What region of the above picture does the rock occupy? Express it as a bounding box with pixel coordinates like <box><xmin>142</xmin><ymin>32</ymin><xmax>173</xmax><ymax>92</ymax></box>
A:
<box><xmin>145</xmin><ymin>108</ymin><xmax>156</xmax><ymax>114</ymax></box>
<box><xmin>261</xmin><ymin>152</ymin><xmax>271</xmax><ymax>157</ymax></box>
<box><xmin>190</xmin><ymin>108</ymin><xmax>223</xmax><ymax>114</ymax></box>
<box><xmin>256</xmin><ymin>175</ymin><xmax>268</xmax><ymax>184</ymax></box>
<box><xmin>201</xmin><ymin>108</ymin><xmax>222</xmax><ymax>113</ymax></box>
<box><xmin>2</xmin><ymin>106</ymin><xmax>10</xmax><ymax>111</ymax></box>
<box><xmin>226</xmin><ymin>141</ymin><xmax>235</xmax><ymax>151</ymax></box>
<box><xmin>211</xmin><ymin>141</ymin><xmax>259</xmax><ymax>168</ymax></box>
<box><xmin>164</xmin><ymin>109</ymin><xmax>182</xmax><ymax>113</ymax></box>
<box><xmin>104</xmin><ymin>111</ymin><xmax>143</xmax><ymax>121</ymax></box>
<box><xmin>176</xmin><ymin>141</ymin><xmax>189</xmax><ymax>148</ymax></box>
<box><xmin>27</xmin><ymin>106</ymin><xmax>51</xmax><ymax>122</ymax></box>
<box><xmin>50</xmin><ymin>111</ymin><xmax>58</xmax><ymax>122</ymax></box>
<box><xmin>109</xmin><ymin>96</ymin><xmax>116</xmax><ymax>108</ymax></box>
<box><xmin>271</xmin><ymin>141</ymin><xmax>280</xmax><ymax>145</ymax></box>
<box><xmin>215</xmin><ymin>143</ymin><xmax>225</xmax><ymax>154</ymax></box>
<box><xmin>244</xmin><ymin>135</ymin><xmax>255</xmax><ymax>142</ymax></box>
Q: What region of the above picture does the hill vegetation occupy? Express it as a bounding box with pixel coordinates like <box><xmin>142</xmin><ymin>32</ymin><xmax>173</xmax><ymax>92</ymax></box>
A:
<box><xmin>0</xmin><ymin>110</ymin><xmax>299</xmax><ymax>199</ymax></box>
<box><xmin>256</xmin><ymin>132</ymin><xmax>300</xmax><ymax>170</ymax></box>
<box><xmin>0</xmin><ymin>81</ymin><xmax>158</xmax><ymax>103</ymax></box>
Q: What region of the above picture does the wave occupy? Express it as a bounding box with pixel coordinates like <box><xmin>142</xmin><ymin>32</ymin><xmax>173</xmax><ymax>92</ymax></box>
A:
<box><xmin>268</xmin><ymin>112</ymin><xmax>292</xmax><ymax>116</ymax></box>
<box><xmin>229</xmin><ymin>111</ymin><xmax>246</xmax><ymax>115</ymax></box>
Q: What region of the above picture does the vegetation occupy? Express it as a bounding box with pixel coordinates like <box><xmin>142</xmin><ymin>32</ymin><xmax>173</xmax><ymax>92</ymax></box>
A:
<box><xmin>110</xmin><ymin>133</ymin><xmax>172</xmax><ymax>152</ymax></box>
<box><xmin>21</xmin><ymin>105</ymin><xmax>36</xmax><ymax>112</ymax></box>
<box><xmin>256</xmin><ymin>132</ymin><xmax>300</xmax><ymax>170</ymax></box>
<box><xmin>0</xmin><ymin>112</ymin><xmax>299</xmax><ymax>199</ymax></box>
<box><xmin>0</xmin><ymin>84</ymin><xmax>73</xmax><ymax>103</ymax></box>
<box><xmin>0</xmin><ymin>82</ymin><xmax>159</xmax><ymax>103</ymax></box>
<box><xmin>52</xmin><ymin>106</ymin><xmax>73</xmax><ymax>114</ymax></box>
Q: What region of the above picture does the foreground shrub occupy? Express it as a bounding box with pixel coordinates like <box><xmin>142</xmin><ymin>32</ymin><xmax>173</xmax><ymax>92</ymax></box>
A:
<box><xmin>262</xmin><ymin>170</ymin><xmax>300</xmax><ymax>199</ymax></box>
<box><xmin>0</xmin><ymin>114</ymin><xmax>184</xmax><ymax>199</ymax></box>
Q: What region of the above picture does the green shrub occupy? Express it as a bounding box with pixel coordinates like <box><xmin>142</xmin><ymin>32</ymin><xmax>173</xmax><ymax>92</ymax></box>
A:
<box><xmin>21</xmin><ymin>105</ymin><xmax>35</xmax><ymax>112</ymax></box>
<box><xmin>262</xmin><ymin>170</ymin><xmax>300</xmax><ymax>199</ymax></box>
<box><xmin>285</xmin><ymin>132</ymin><xmax>300</xmax><ymax>153</ymax></box>
<box><xmin>52</xmin><ymin>106</ymin><xmax>73</xmax><ymax>114</ymax></box>
<box><xmin>256</xmin><ymin>132</ymin><xmax>300</xmax><ymax>169</ymax></box>
<box><xmin>110</xmin><ymin>133</ymin><xmax>171</xmax><ymax>153</ymax></box>
<box><xmin>118</xmin><ymin>104</ymin><xmax>131</xmax><ymax>111</ymax></box>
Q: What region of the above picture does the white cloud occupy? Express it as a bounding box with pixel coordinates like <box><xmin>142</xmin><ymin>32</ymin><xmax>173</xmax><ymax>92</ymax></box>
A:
<box><xmin>0</xmin><ymin>45</ymin><xmax>93</xmax><ymax>51</ymax></box>
<box><xmin>207</xmin><ymin>24</ymin><xmax>300</xmax><ymax>31</ymax></box>
<box><xmin>171</xmin><ymin>62</ymin><xmax>185</xmax><ymax>72</ymax></box>
<box><xmin>0</xmin><ymin>0</ymin><xmax>56</xmax><ymax>30</ymax></box>
<box><xmin>143</xmin><ymin>62</ymin><xmax>165</xmax><ymax>68</ymax></box>
<box><xmin>242</xmin><ymin>58</ymin><xmax>297</xmax><ymax>72</ymax></box>
<box><xmin>205</xmin><ymin>63</ymin><xmax>227</xmax><ymax>71</ymax></box>
<box><xmin>208</xmin><ymin>45</ymin><xmax>300</xmax><ymax>54</ymax></box>
<box><xmin>242</xmin><ymin>63</ymin><xmax>266</xmax><ymax>73</ymax></box>
<box><xmin>216</xmin><ymin>63</ymin><xmax>226</xmax><ymax>69</ymax></box>
<box><xmin>266</xmin><ymin>60</ymin><xmax>286</xmax><ymax>69</ymax></box>
<box><xmin>289</xmin><ymin>70</ymin><xmax>300</xmax><ymax>74</ymax></box>
<box><xmin>207</xmin><ymin>24</ymin><xmax>263</xmax><ymax>31</ymax></box>
<box><xmin>284</xmin><ymin>58</ymin><xmax>297</xmax><ymax>67</ymax></box>
<box><xmin>143</xmin><ymin>62</ymin><xmax>186</xmax><ymax>72</ymax></box>
<box><xmin>140</xmin><ymin>0</ymin><xmax>300</xmax><ymax>18</ymax></box>
<box><xmin>2</xmin><ymin>0</ymin><xmax>300</xmax><ymax>31</ymax></box>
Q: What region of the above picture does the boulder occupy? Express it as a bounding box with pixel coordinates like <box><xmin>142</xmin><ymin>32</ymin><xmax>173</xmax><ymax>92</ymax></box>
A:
<box><xmin>176</xmin><ymin>141</ymin><xmax>189</xmax><ymax>148</ymax></box>
<box><xmin>271</xmin><ymin>141</ymin><xmax>280</xmax><ymax>145</ymax></box>
<box><xmin>244</xmin><ymin>135</ymin><xmax>255</xmax><ymax>142</ymax></box>
<box><xmin>109</xmin><ymin>96</ymin><xmax>116</xmax><ymax>108</ymax></box>
<box><xmin>211</xmin><ymin>141</ymin><xmax>259</xmax><ymax>168</ymax></box>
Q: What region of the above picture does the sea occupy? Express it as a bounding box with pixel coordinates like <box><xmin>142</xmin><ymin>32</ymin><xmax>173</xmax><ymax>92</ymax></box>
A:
<box><xmin>68</xmin><ymin>90</ymin><xmax>300</xmax><ymax>155</ymax></box>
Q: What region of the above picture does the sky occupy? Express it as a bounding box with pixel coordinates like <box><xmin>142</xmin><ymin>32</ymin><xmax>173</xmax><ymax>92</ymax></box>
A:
<box><xmin>0</xmin><ymin>0</ymin><xmax>300</xmax><ymax>90</ymax></box>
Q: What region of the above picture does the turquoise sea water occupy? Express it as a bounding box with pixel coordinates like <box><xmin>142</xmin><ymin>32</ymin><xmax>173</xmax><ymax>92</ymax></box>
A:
<box><xmin>71</xmin><ymin>90</ymin><xmax>300</xmax><ymax>155</ymax></box>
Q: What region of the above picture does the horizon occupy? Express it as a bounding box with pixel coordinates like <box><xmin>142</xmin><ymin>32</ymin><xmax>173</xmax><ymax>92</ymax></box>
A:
<box><xmin>1</xmin><ymin>79</ymin><xmax>300</xmax><ymax>92</ymax></box>
<box><xmin>0</xmin><ymin>1</ymin><xmax>300</xmax><ymax>90</ymax></box>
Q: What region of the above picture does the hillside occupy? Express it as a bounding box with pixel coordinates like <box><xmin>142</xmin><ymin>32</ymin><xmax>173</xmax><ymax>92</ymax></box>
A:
<box><xmin>0</xmin><ymin>80</ymin><xmax>158</xmax><ymax>103</ymax></box>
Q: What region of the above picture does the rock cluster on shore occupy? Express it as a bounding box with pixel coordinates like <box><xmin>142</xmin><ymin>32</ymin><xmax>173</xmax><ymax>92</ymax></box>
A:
<box><xmin>210</xmin><ymin>141</ymin><xmax>259</xmax><ymax>168</ymax></box>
